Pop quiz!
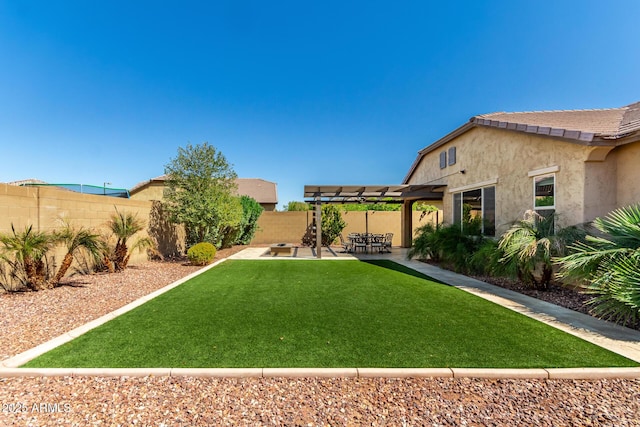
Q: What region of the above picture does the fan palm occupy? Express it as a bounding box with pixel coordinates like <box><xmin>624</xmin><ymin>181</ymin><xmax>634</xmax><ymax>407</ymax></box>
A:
<box><xmin>498</xmin><ymin>210</ymin><xmax>583</xmax><ymax>290</ymax></box>
<box><xmin>106</xmin><ymin>208</ymin><xmax>154</xmax><ymax>271</ymax></box>
<box><xmin>0</xmin><ymin>224</ymin><xmax>55</xmax><ymax>290</ymax></box>
<box><xmin>557</xmin><ymin>204</ymin><xmax>640</xmax><ymax>324</ymax></box>
<box><xmin>51</xmin><ymin>222</ymin><xmax>102</xmax><ymax>285</ymax></box>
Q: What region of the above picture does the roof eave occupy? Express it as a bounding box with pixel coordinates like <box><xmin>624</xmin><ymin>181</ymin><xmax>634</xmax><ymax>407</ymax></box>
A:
<box><xmin>402</xmin><ymin>122</ymin><xmax>475</xmax><ymax>184</ymax></box>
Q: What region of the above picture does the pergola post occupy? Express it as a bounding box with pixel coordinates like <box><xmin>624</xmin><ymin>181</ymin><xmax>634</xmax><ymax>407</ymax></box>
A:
<box><xmin>401</xmin><ymin>200</ymin><xmax>415</xmax><ymax>248</ymax></box>
<box><xmin>315</xmin><ymin>199</ymin><xmax>322</xmax><ymax>259</ymax></box>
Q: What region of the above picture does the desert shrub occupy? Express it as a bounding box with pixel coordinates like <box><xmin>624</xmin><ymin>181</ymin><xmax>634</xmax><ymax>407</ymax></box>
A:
<box><xmin>187</xmin><ymin>242</ymin><xmax>217</xmax><ymax>265</ymax></box>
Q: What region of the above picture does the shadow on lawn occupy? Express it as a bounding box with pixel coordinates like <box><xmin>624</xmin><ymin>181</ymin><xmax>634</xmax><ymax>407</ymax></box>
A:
<box><xmin>362</xmin><ymin>260</ymin><xmax>448</xmax><ymax>285</ymax></box>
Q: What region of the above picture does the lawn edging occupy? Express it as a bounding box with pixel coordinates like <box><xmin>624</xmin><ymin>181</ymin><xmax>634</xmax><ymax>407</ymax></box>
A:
<box><xmin>0</xmin><ymin>258</ymin><xmax>229</xmax><ymax>369</ymax></box>
<box><xmin>2</xmin><ymin>367</ymin><xmax>640</xmax><ymax>379</ymax></box>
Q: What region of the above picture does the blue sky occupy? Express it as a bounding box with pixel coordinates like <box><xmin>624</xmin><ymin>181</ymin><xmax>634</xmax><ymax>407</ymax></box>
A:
<box><xmin>1</xmin><ymin>1</ymin><xmax>638</xmax><ymax>208</ymax></box>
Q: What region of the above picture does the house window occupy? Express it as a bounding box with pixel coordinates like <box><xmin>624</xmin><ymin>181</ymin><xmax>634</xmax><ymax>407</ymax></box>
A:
<box><xmin>448</xmin><ymin>147</ymin><xmax>456</xmax><ymax>166</ymax></box>
<box><xmin>439</xmin><ymin>151</ymin><xmax>447</xmax><ymax>169</ymax></box>
<box><xmin>452</xmin><ymin>186</ymin><xmax>496</xmax><ymax>236</ymax></box>
<box><xmin>534</xmin><ymin>173</ymin><xmax>555</xmax><ymax>228</ymax></box>
<box><xmin>534</xmin><ymin>174</ymin><xmax>555</xmax><ymax>214</ymax></box>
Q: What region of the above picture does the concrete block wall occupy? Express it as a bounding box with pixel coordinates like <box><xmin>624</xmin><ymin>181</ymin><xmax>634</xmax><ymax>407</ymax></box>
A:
<box><xmin>0</xmin><ymin>183</ymin><xmax>155</xmax><ymax>266</ymax></box>
<box><xmin>251</xmin><ymin>210</ymin><xmax>440</xmax><ymax>246</ymax></box>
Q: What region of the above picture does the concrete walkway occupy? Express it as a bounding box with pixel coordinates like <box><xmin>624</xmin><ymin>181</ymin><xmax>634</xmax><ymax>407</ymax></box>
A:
<box><xmin>2</xmin><ymin>246</ymin><xmax>640</xmax><ymax>379</ymax></box>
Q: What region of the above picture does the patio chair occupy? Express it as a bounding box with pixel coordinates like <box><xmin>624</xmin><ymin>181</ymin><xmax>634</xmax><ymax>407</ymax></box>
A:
<box><xmin>370</xmin><ymin>234</ymin><xmax>384</xmax><ymax>253</ymax></box>
<box><xmin>351</xmin><ymin>234</ymin><xmax>367</xmax><ymax>253</ymax></box>
<box><xmin>339</xmin><ymin>234</ymin><xmax>353</xmax><ymax>253</ymax></box>
<box><xmin>383</xmin><ymin>233</ymin><xmax>393</xmax><ymax>253</ymax></box>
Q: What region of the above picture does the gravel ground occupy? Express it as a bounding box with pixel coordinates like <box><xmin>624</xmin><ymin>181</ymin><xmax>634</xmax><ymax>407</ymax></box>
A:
<box><xmin>2</xmin><ymin>247</ymin><xmax>640</xmax><ymax>426</ymax></box>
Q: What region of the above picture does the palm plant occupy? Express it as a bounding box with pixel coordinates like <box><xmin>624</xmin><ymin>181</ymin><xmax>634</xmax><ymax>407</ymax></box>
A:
<box><xmin>557</xmin><ymin>204</ymin><xmax>640</xmax><ymax>324</ymax></box>
<box><xmin>498</xmin><ymin>210</ymin><xmax>584</xmax><ymax>290</ymax></box>
<box><xmin>51</xmin><ymin>221</ymin><xmax>102</xmax><ymax>285</ymax></box>
<box><xmin>106</xmin><ymin>208</ymin><xmax>154</xmax><ymax>271</ymax></box>
<box><xmin>407</xmin><ymin>217</ymin><xmax>487</xmax><ymax>274</ymax></box>
<box><xmin>0</xmin><ymin>224</ymin><xmax>55</xmax><ymax>290</ymax></box>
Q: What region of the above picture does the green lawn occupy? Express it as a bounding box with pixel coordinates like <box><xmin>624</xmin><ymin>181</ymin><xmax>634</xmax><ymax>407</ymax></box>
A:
<box><xmin>23</xmin><ymin>260</ymin><xmax>638</xmax><ymax>368</ymax></box>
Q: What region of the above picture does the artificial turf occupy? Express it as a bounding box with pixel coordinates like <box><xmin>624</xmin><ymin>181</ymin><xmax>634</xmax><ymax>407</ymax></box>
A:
<box><xmin>23</xmin><ymin>260</ymin><xmax>639</xmax><ymax>368</ymax></box>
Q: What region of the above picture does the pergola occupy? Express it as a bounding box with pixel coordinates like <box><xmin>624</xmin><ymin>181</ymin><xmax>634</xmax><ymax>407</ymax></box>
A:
<box><xmin>303</xmin><ymin>184</ymin><xmax>444</xmax><ymax>258</ymax></box>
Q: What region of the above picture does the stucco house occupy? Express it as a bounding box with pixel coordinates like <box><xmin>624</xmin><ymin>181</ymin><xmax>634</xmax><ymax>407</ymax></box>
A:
<box><xmin>130</xmin><ymin>176</ymin><xmax>278</xmax><ymax>211</ymax></box>
<box><xmin>402</xmin><ymin>101</ymin><xmax>640</xmax><ymax>237</ymax></box>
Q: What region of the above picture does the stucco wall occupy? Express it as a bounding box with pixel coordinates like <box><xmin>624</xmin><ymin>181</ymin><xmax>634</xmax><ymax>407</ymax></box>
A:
<box><xmin>615</xmin><ymin>142</ymin><xmax>640</xmax><ymax>208</ymax></box>
<box><xmin>129</xmin><ymin>183</ymin><xmax>165</xmax><ymax>201</ymax></box>
<box><xmin>407</xmin><ymin>127</ymin><xmax>603</xmax><ymax>235</ymax></box>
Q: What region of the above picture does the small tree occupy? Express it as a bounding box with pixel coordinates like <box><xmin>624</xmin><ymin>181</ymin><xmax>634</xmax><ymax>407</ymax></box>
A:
<box><xmin>103</xmin><ymin>208</ymin><xmax>154</xmax><ymax>272</ymax></box>
<box><xmin>163</xmin><ymin>142</ymin><xmax>241</xmax><ymax>247</ymax></box>
<box><xmin>236</xmin><ymin>195</ymin><xmax>264</xmax><ymax>245</ymax></box>
<box><xmin>284</xmin><ymin>201</ymin><xmax>310</xmax><ymax>211</ymax></box>
<box><xmin>52</xmin><ymin>221</ymin><xmax>102</xmax><ymax>285</ymax></box>
<box><xmin>321</xmin><ymin>204</ymin><xmax>346</xmax><ymax>246</ymax></box>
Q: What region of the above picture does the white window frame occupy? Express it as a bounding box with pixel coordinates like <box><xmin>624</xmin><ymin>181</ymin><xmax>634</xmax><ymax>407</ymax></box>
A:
<box><xmin>533</xmin><ymin>173</ymin><xmax>556</xmax><ymax>212</ymax></box>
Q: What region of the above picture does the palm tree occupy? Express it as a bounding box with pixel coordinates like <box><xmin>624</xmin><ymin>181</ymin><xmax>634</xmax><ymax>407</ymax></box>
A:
<box><xmin>498</xmin><ymin>210</ymin><xmax>583</xmax><ymax>290</ymax></box>
<box><xmin>0</xmin><ymin>224</ymin><xmax>55</xmax><ymax>290</ymax></box>
<box><xmin>106</xmin><ymin>208</ymin><xmax>154</xmax><ymax>271</ymax></box>
<box><xmin>51</xmin><ymin>222</ymin><xmax>102</xmax><ymax>285</ymax></box>
<box><xmin>557</xmin><ymin>204</ymin><xmax>640</xmax><ymax>324</ymax></box>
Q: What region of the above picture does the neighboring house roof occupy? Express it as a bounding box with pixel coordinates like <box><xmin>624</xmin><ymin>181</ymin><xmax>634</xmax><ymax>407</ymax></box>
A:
<box><xmin>130</xmin><ymin>175</ymin><xmax>278</xmax><ymax>204</ymax></box>
<box><xmin>404</xmin><ymin>101</ymin><xmax>640</xmax><ymax>184</ymax></box>
<box><xmin>6</xmin><ymin>178</ymin><xmax>48</xmax><ymax>186</ymax></box>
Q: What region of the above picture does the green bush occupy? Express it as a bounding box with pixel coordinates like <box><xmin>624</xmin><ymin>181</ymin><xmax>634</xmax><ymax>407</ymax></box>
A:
<box><xmin>236</xmin><ymin>195</ymin><xmax>264</xmax><ymax>245</ymax></box>
<box><xmin>321</xmin><ymin>204</ymin><xmax>347</xmax><ymax>246</ymax></box>
<box><xmin>407</xmin><ymin>219</ymin><xmax>486</xmax><ymax>274</ymax></box>
<box><xmin>557</xmin><ymin>204</ymin><xmax>640</xmax><ymax>324</ymax></box>
<box><xmin>187</xmin><ymin>242</ymin><xmax>217</xmax><ymax>266</ymax></box>
<box><xmin>498</xmin><ymin>210</ymin><xmax>585</xmax><ymax>290</ymax></box>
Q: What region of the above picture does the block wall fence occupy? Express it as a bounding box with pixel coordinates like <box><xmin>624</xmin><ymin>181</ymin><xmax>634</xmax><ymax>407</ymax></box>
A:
<box><xmin>251</xmin><ymin>210</ymin><xmax>440</xmax><ymax>246</ymax></box>
<box><xmin>0</xmin><ymin>183</ymin><xmax>163</xmax><ymax>265</ymax></box>
<box><xmin>0</xmin><ymin>183</ymin><xmax>440</xmax><ymax>262</ymax></box>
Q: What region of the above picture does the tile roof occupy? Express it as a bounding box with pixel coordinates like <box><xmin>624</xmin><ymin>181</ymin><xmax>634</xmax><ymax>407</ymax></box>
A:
<box><xmin>403</xmin><ymin>101</ymin><xmax>640</xmax><ymax>184</ymax></box>
<box><xmin>473</xmin><ymin>101</ymin><xmax>640</xmax><ymax>142</ymax></box>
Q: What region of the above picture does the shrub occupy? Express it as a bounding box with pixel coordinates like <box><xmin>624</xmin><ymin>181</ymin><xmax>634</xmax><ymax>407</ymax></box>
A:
<box><xmin>498</xmin><ymin>210</ymin><xmax>585</xmax><ymax>290</ymax></box>
<box><xmin>557</xmin><ymin>204</ymin><xmax>640</xmax><ymax>325</ymax></box>
<box><xmin>187</xmin><ymin>242</ymin><xmax>217</xmax><ymax>265</ymax></box>
<box><xmin>407</xmin><ymin>219</ymin><xmax>486</xmax><ymax>274</ymax></box>
<box><xmin>321</xmin><ymin>204</ymin><xmax>346</xmax><ymax>246</ymax></box>
<box><xmin>236</xmin><ymin>195</ymin><xmax>264</xmax><ymax>245</ymax></box>
<box><xmin>0</xmin><ymin>224</ymin><xmax>56</xmax><ymax>290</ymax></box>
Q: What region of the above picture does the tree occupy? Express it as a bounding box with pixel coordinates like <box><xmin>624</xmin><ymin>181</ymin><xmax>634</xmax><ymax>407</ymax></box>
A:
<box><xmin>236</xmin><ymin>195</ymin><xmax>264</xmax><ymax>245</ymax></box>
<box><xmin>163</xmin><ymin>142</ymin><xmax>242</xmax><ymax>248</ymax></box>
<box><xmin>104</xmin><ymin>208</ymin><xmax>154</xmax><ymax>272</ymax></box>
<box><xmin>321</xmin><ymin>204</ymin><xmax>346</xmax><ymax>246</ymax></box>
<box><xmin>557</xmin><ymin>204</ymin><xmax>640</xmax><ymax>324</ymax></box>
<box><xmin>284</xmin><ymin>201</ymin><xmax>310</xmax><ymax>211</ymax></box>
<box><xmin>52</xmin><ymin>221</ymin><xmax>101</xmax><ymax>285</ymax></box>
